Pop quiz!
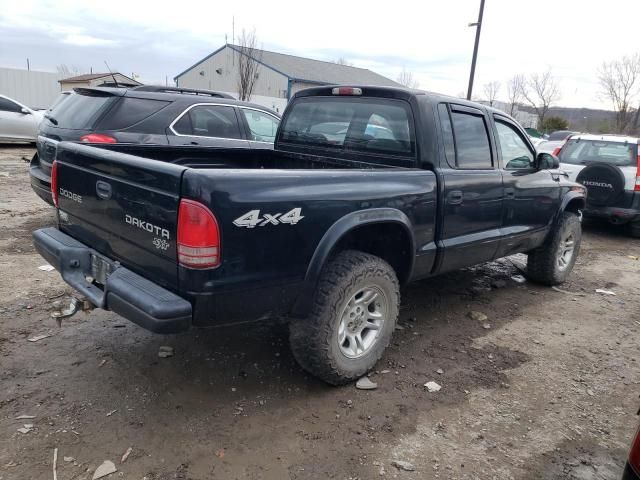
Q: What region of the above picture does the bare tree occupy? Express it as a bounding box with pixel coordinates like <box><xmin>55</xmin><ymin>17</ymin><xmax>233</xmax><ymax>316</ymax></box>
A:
<box><xmin>522</xmin><ymin>70</ymin><xmax>561</xmax><ymax>127</ymax></box>
<box><xmin>56</xmin><ymin>64</ymin><xmax>81</xmax><ymax>77</ymax></box>
<box><xmin>236</xmin><ymin>29</ymin><xmax>262</xmax><ymax>102</ymax></box>
<box><xmin>397</xmin><ymin>68</ymin><xmax>420</xmax><ymax>89</ymax></box>
<box><xmin>506</xmin><ymin>74</ymin><xmax>525</xmax><ymax>116</ymax></box>
<box><xmin>334</xmin><ymin>57</ymin><xmax>353</xmax><ymax>66</ymax></box>
<box><xmin>597</xmin><ymin>53</ymin><xmax>640</xmax><ymax>133</ymax></box>
<box><xmin>482</xmin><ymin>81</ymin><xmax>501</xmax><ymax>106</ymax></box>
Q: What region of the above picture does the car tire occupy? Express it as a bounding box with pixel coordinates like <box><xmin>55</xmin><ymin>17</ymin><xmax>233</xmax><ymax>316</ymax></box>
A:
<box><xmin>526</xmin><ymin>211</ymin><xmax>582</xmax><ymax>285</ymax></box>
<box><xmin>629</xmin><ymin>221</ymin><xmax>640</xmax><ymax>238</ymax></box>
<box><xmin>289</xmin><ymin>250</ymin><xmax>400</xmax><ymax>385</ymax></box>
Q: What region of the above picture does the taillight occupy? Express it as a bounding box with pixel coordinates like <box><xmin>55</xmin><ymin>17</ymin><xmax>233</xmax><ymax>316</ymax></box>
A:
<box><xmin>331</xmin><ymin>87</ymin><xmax>362</xmax><ymax>96</ymax></box>
<box><xmin>551</xmin><ymin>146</ymin><xmax>562</xmax><ymax>156</ymax></box>
<box><xmin>635</xmin><ymin>144</ymin><xmax>640</xmax><ymax>192</ymax></box>
<box><xmin>51</xmin><ymin>160</ymin><xmax>59</xmax><ymax>207</ymax></box>
<box><xmin>628</xmin><ymin>425</ymin><xmax>640</xmax><ymax>474</ymax></box>
<box><xmin>177</xmin><ymin>199</ymin><xmax>220</xmax><ymax>269</ymax></box>
<box><xmin>80</xmin><ymin>133</ymin><xmax>117</xmax><ymax>144</ymax></box>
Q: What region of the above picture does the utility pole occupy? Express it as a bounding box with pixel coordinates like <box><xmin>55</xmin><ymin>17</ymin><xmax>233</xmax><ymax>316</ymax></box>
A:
<box><xmin>26</xmin><ymin>58</ymin><xmax>30</xmax><ymax>71</ymax></box>
<box><xmin>466</xmin><ymin>0</ymin><xmax>485</xmax><ymax>100</ymax></box>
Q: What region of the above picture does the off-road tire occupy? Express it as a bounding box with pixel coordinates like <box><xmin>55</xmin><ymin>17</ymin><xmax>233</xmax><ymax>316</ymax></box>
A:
<box><xmin>289</xmin><ymin>250</ymin><xmax>400</xmax><ymax>385</ymax></box>
<box><xmin>526</xmin><ymin>211</ymin><xmax>582</xmax><ymax>285</ymax></box>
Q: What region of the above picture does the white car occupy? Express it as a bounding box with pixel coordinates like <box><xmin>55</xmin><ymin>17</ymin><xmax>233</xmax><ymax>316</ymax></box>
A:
<box><xmin>557</xmin><ymin>134</ymin><xmax>640</xmax><ymax>236</ymax></box>
<box><xmin>0</xmin><ymin>94</ymin><xmax>45</xmax><ymax>143</ymax></box>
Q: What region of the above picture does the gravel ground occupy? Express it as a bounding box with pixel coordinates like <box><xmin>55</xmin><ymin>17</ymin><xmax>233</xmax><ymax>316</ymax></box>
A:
<box><xmin>0</xmin><ymin>145</ymin><xmax>639</xmax><ymax>480</ymax></box>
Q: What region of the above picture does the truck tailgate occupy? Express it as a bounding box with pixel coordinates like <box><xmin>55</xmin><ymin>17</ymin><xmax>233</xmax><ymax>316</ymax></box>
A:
<box><xmin>54</xmin><ymin>142</ymin><xmax>186</xmax><ymax>290</ymax></box>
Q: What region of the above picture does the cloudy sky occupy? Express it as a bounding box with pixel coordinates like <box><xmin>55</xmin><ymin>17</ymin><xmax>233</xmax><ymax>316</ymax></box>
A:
<box><xmin>1</xmin><ymin>0</ymin><xmax>638</xmax><ymax>109</ymax></box>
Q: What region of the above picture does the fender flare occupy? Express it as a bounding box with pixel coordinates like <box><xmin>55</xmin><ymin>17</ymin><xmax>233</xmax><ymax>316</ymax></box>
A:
<box><xmin>555</xmin><ymin>191</ymin><xmax>586</xmax><ymax>222</ymax></box>
<box><xmin>290</xmin><ymin>208</ymin><xmax>415</xmax><ymax>317</ymax></box>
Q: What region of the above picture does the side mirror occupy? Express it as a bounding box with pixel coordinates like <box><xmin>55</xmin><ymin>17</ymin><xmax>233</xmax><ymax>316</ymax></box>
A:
<box><xmin>21</xmin><ymin>107</ymin><xmax>31</xmax><ymax>115</ymax></box>
<box><xmin>537</xmin><ymin>152</ymin><xmax>559</xmax><ymax>170</ymax></box>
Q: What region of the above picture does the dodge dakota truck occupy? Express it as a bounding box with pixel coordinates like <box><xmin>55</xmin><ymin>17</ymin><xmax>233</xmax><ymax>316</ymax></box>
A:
<box><xmin>33</xmin><ymin>85</ymin><xmax>586</xmax><ymax>385</ymax></box>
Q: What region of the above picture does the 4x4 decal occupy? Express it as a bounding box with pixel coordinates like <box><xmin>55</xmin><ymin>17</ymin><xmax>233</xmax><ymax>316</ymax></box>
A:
<box><xmin>233</xmin><ymin>208</ymin><xmax>304</xmax><ymax>228</ymax></box>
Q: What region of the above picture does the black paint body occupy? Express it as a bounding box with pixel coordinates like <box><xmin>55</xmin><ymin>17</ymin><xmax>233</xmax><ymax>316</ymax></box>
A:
<box><xmin>35</xmin><ymin>86</ymin><xmax>585</xmax><ymax>331</ymax></box>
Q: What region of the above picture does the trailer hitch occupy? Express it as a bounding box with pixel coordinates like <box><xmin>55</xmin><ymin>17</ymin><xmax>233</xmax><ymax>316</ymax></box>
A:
<box><xmin>51</xmin><ymin>297</ymin><xmax>96</xmax><ymax>327</ymax></box>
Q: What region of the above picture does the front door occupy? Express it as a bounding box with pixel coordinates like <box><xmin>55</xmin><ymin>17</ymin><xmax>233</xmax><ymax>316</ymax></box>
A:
<box><xmin>436</xmin><ymin>103</ymin><xmax>504</xmax><ymax>273</ymax></box>
<box><xmin>492</xmin><ymin>114</ymin><xmax>560</xmax><ymax>257</ymax></box>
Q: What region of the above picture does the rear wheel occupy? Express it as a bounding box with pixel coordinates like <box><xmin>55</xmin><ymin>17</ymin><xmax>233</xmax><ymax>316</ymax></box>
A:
<box><xmin>630</xmin><ymin>221</ymin><xmax>640</xmax><ymax>238</ymax></box>
<box><xmin>289</xmin><ymin>250</ymin><xmax>399</xmax><ymax>385</ymax></box>
<box><xmin>527</xmin><ymin>211</ymin><xmax>582</xmax><ymax>285</ymax></box>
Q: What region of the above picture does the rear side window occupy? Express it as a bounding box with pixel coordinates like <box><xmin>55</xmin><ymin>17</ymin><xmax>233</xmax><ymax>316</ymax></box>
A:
<box><xmin>559</xmin><ymin>139</ymin><xmax>637</xmax><ymax>167</ymax></box>
<box><xmin>172</xmin><ymin>105</ymin><xmax>242</xmax><ymax>139</ymax></box>
<box><xmin>280</xmin><ymin>97</ymin><xmax>415</xmax><ymax>158</ymax></box>
<box><xmin>49</xmin><ymin>91</ymin><xmax>115</xmax><ymax>129</ymax></box>
<box><xmin>97</xmin><ymin>97</ymin><xmax>169</xmax><ymax>130</ymax></box>
<box><xmin>450</xmin><ymin>110</ymin><xmax>492</xmax><ymax>169</ymax></box>
<box><xmin>240</xmin><ymin>109</ymin><xmax>279</xmax><ymax>142</ymax></box>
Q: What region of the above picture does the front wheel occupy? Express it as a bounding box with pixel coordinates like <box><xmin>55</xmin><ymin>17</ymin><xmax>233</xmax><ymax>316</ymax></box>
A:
<box><xmin>289</xmin><ymin>250</ymin><xmax>400</xmax><ymax>385</ymax></box>
<box><xmin>526</xmin><ymin>211</ymin><xmax>582</xmax><ymax>285</ymax></box>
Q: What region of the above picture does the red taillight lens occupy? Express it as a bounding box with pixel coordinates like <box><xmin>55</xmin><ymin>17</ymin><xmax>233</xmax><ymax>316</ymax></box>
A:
<box><xmin>80</xmin><ymin>133</ymin><xmax>117</xmax><ymax>144</ymax></box>
<box><xmin>51</xmin><ymin>160</ymin><xmax>59</xmax><ymax>207</ymax></box>
<box><xmin>331</xmin><ymin>87</ymin><xmax>362</xmax><ymax>96</ymax></box>
<box><xmin>628</xmin><ymin>425</ymin><xmax>640</xmax><ymax>473</ymax></box>
<box><xmin>552</xmin><ymin>146</ymin><xmax>562</xmax><ymax>156</ymax></box>
<box><xmin>177</xmin><ymin>199</ymin><xmax>220</xmax><ymax>269</ymax></box>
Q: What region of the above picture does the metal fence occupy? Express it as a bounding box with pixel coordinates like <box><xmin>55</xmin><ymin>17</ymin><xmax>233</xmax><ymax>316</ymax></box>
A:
<box><xmin>0</xmin><ymin>67</ymin><xmax>63</xmax><ymax>109</ymax></box>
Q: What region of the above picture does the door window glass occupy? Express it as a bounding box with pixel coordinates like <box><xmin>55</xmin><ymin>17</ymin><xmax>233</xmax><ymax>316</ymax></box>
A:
<box><xmin>495</xmin><ymin>120</ymin><xmax>535</xmax><ymax>169</ymax></box>
<box><xmin>450</xmin><ymin>111</ymin><xmax>492</xmax><ymax>168</ymax></box>
<box><xmin>240</xmin><ymin>109</ymin><xmax>279</xmax><ymax>142</ymax></box>
<box><xmin>173</xmin><ymin>105</ymin><xmax>241</xmax><ymax>139</ymax></box>
<box><xmin>0</xmin><ymin>97</ymin><xmax>22</xmax><ymax>113</ymax></box>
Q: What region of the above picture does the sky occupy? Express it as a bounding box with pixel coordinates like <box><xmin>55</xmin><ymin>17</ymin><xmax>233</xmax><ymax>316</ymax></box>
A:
<box><xmin>1</xmin><ymin>0</ymin><xmax>638</xmax><ymax>110</ymax></box>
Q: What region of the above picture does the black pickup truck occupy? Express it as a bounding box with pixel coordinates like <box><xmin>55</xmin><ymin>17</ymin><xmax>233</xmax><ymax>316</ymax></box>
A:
<box><xmin>33</xmin><ymin>86</ymin><xmax>586</xmax><ymax>385</ymax></box>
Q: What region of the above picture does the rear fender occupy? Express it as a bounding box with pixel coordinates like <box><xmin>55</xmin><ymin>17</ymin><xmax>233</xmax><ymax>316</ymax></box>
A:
<box><xmin>290</xmin><ymin>208</ymin><xmax>414</xmax><ymax>318</ymax></box>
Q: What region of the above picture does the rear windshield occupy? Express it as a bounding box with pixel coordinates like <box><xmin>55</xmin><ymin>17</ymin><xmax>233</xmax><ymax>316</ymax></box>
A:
<box><xmin>559</xmin><ymin>139</ymin><xmax>638</xmax><ymax>167</ymax></box>
<box><xmin>47</xmin><ymin>90</ymin><xmax>116</xmax><ymax>129</ymax></box>
<box><xmin>279</xmin><ymin>97</ymin><xmax>415</xmax><ymax>158</ymax></box>
<box><xmin>97</xmin><ymin>97</ymin><xmax>169</xmax><ymax>130</ymax></box>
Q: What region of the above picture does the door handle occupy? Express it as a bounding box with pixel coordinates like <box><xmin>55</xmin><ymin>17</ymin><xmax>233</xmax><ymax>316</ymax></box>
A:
<box><xmin>188</xmin><ymin>141</ymin><xmax>199</xmax><ymax>145</ymax></box>
<box><xmin>505</xmin><ymin>188</ymin><xmax>515</xmax><ymax>198</ymax></box>
<box><xmin>447</xmin><ymin>190</ymin><xmax>463</xmax><ymax>205</ymax></box>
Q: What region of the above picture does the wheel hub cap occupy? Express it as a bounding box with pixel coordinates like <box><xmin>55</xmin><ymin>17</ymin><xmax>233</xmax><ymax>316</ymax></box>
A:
<box><xmin>557</xmin><ymin>233</ymin><xmax>575</xmax><ymax>271</ymax></box>
<box><xmin>338</xmin><ymin>286</ymin><xmax>387</xmax><ymax>359</ymax></box>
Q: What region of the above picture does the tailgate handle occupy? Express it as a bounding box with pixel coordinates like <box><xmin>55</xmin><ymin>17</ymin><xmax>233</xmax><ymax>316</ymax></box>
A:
<box><xmin>95</xmin><ymin>181</ymin><xmax>112</xmax><ymax>200</ymax></box>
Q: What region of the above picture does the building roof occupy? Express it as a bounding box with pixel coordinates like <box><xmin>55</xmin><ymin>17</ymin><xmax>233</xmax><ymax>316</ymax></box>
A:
<box><xmin>59</xmin><ymin>73</ymin><xmax>140</xmax><ymax>84</ymax></box>
<box><xmin>175</xmin><ymin>44</ymin><xmax>401</xmax><ymax>87</ymax></box>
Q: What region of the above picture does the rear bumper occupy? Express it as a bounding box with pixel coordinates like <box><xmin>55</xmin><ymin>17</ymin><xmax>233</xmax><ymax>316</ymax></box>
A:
<box><xmin>583</xmin><ymin>205</ymin><xmax>640</xmax><ymax>224</ymax></box>
<box><xmin>29</xmin><ymin>153</ymin><xmax>54</xmax><ymax>206</ymax></box>
<box><xmin>32</xmin><ymin>227</ymin><xmax>192</xmax><ymax>333</ymax></box>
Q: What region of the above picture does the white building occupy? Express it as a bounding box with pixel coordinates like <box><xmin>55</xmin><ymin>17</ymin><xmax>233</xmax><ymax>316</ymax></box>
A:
<box><xmin>174</xmin><ymin>44</ymin><xmax>401</xmax><ymax>112</ymax></box>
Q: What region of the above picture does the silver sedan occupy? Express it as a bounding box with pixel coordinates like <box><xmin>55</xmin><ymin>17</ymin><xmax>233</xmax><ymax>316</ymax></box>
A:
<box><xmin>0</xmin><ymin>94</ymin><xmax>44</xmax><ymax>143</ymax></box>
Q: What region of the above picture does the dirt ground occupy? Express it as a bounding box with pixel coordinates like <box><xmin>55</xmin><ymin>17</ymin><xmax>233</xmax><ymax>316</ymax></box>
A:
<box><xmin>0</xmin><ymin>145</ymin><xmax>639</xmax><ymax>480</ymax></box>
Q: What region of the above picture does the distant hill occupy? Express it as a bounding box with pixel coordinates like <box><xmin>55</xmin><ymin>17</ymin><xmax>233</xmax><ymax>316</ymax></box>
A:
<box><xmin>518</xmin><ymin>105</ymin><xmax>617</xmax><ymax>133</ymax></box>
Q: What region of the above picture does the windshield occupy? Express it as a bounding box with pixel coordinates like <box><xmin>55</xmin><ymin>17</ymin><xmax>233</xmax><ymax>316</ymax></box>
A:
<box><xmin>280</xmin><ymin>97</ymin><xmax>415</xmax><ymax>158</ymax></box>
<box><xmin>559</xmin><ymin>139</ymin><xmax>638</xmax><ymax>166</ymax></box>
<box><xmin>48</xmin><ymin>90</ymin><xmax>116</xmax><ymax>129</ymax></box>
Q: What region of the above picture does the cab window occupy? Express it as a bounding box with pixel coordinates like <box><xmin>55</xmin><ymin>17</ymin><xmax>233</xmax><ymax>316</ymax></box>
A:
<box><xmin>494</xmin><ymin>119</ymin><xmax>535</xmax><ymax>169</ymax></box>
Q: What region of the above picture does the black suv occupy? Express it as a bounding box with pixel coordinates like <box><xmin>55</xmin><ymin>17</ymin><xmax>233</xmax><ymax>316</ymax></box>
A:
<box><xmin>30</xmin><ymin>86</ymin><xmax>280</xmax><ymax>205</ymax></box>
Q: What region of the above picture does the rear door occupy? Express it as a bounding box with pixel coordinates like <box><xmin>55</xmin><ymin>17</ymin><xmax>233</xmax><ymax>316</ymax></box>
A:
<box><xmin>559</xmin><ymin>138</ymin><xmax>638</xmax><ymax>209</ymax></box>
<box><xmin>55</xmin><ymin>142</ymin><xmax>187</xmax><ymax>290</ymax></box>
<box><xmin>167</xmin><ymin>103</ymin><xmax>250</xmax><ymax>148</ymax></box>
<box><xmin>436</xmin><ymin>103</ymin><xmax>504</xmax><ymax>272</ymax></box>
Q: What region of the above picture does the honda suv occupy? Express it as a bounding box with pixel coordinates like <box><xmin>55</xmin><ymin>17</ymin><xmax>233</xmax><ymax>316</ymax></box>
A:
<box><xmin>30</xmin><ymin>86</ymin><xmax>280</xmax><ymax>205</ymax></box>
<box><xmin>557</xmin><ymin>134</ymin><xmax>640</xmax><ymax>236</ymax></box>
